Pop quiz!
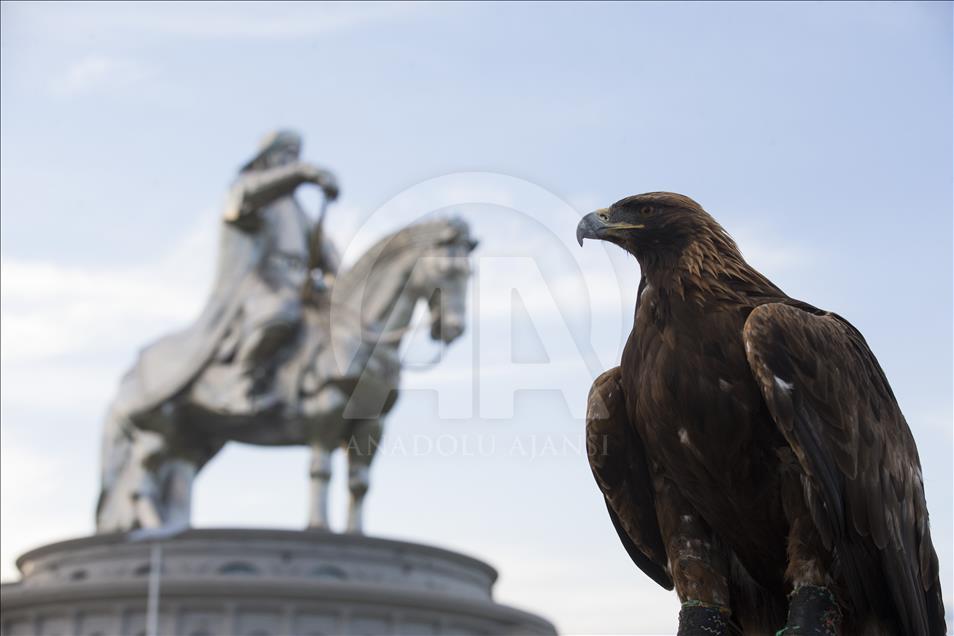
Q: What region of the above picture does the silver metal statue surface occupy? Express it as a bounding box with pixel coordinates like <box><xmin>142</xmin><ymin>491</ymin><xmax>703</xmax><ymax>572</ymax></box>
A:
<box><xmin>96</xmin><ymin>130</ymin><xmax>476</xmax><ymax>534</ymax></box>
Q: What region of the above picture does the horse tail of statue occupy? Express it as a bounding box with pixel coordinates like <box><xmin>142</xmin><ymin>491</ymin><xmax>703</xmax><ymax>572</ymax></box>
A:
<box><xmin>95</xmin><ymin>399</ymin><xmax>156</xmax><ymax>533</ymax></box>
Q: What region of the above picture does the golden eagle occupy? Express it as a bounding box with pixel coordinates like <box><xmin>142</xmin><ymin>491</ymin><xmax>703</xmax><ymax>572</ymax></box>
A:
<box><xmin>576</xmin><ymin>192</ymin><xmax>945</xmax><ymax>635</ymax></box>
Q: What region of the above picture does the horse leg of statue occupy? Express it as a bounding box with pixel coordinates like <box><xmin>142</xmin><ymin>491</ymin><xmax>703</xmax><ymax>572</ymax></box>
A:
<box><xmin>346</xmin><ymin>418</ymin><xmax>383</xmax><ymax>534</ymax></box>
<box><xmin>308</xmin><ymin>445</ymin><xmax>333</xmax><ymax>529</ymax></box>
<box><xmin>132</xmin><ymin>479</ymin><xmax>164</xmax><ymax>529</ymax></box>
<box><xmin>102</xmin><ymin>421</ymin><xmax>168</xmax><ymax>532</ymax></box>
<box><xmin>345</xmin><ymin>465</ymin><xmax>368</xmax><ymax>534</ymax></box>
<box><xmin>159</xmin><ymin>458</ymin><xmax>198</xmax><ymax>530</ymax></box>
<box><xmin>97</xmin><ymin>405</ymin><xmax>141</xmax><ymax>532</ymax></box>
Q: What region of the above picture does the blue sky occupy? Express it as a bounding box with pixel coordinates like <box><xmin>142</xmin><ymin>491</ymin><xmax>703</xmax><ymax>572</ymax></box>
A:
<box><xmin>1</xmin><ymin>2</ymin><xmax>951</xmax><ymax>633</ymax></box>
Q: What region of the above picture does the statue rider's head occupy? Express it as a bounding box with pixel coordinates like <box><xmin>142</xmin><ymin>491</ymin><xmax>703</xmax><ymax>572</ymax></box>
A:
<box><xmin>240</xmin><ymin>129</ymin><xmax>302</xmax><ymax>172</ymax></box>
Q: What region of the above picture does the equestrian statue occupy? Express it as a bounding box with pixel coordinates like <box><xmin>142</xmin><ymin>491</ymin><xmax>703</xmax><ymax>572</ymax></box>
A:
<box><xmin>96</xmin><ymin>130</ymin><xmax>476</xmax><ymax>534</ymax></box>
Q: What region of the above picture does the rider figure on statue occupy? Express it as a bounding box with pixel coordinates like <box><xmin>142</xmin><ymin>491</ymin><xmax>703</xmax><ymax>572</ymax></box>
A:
<box><xmin>191</xmin><ymin>130</ymin><xmax>342</xmax><ymax>415</ymax></box>
<box><xmin>97</xmin><ymin>129</ymin><xmax>341</xmax><ymax>532</ymax></box>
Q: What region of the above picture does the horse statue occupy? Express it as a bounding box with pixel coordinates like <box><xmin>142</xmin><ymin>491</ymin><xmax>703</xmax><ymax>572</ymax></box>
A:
<box><xmin>96</xmin><ymin>216</ymin><xmax>476</xmax><ymax>534</ymax></box>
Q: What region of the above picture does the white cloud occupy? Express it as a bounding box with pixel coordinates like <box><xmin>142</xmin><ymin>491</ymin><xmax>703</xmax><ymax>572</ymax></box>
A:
<box><xmin>51</xmin><ymin>54</ymin><xmax>151</xmax><ymax>97</ymax></box>
<box><xmin>0</xmin><ymin>214</ymin><xmax>220</xmax><ymax>580</ymax></box>
<box><xmin>0</xmin><ymin>213</ymin><xmax>216</xmax><ymax>363</ymax></box>
<box><xmin>0</xmin><ymin>439</ymin><xmax>91</xmax><ymax>582</ymax></box>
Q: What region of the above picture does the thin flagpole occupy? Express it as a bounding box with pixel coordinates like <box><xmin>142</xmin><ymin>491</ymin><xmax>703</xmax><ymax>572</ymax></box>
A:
<box><xmin>146</xmin><ymin>542</ymin><xmax>161</xmax><ymax>636</ymax></box>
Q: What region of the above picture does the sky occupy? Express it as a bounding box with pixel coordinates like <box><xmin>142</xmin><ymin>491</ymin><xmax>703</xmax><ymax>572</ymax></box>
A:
<box><xmin>1</xmin><ymin>2</ymin><xmax>952</xmax><ymax>634</ymax></box>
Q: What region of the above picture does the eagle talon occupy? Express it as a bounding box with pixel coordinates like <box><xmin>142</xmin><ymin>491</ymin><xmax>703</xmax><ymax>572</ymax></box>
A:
<box><xmin>677</xmin><ymin>601</ymin><xmax>734</xmax><ymax>636</ymax></box>
<box><xmin>781</xmin><ymin>585</ymin><xmax>841</xmax><ymax>636</ymax></box>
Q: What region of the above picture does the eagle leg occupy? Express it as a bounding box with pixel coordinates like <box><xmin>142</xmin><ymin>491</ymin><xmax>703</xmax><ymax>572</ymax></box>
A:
<box><xmin>779</xmin><ymin>453</ymin><xmax>843</xmax><ymax>635</ymax></box>
<box><xmin>780</xmin><ymin>450</ymin><xmax>834</xmax><ymax>589</ymax></box>
<box><xmin>655</xmin><ymin>478</ymin><xmax>734</xmax><ymax>633</ymax></box>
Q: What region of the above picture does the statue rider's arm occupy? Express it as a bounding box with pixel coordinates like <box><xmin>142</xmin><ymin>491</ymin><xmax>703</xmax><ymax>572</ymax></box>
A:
<box><xmin>320</xmin><ymin>234</ymin><xmax>341</xmax><ymax>280</ymax></box>
<box><xmin>223</xmin><ymin>162</ymin><xmax>337</xmax><ymax>225</ymax></box>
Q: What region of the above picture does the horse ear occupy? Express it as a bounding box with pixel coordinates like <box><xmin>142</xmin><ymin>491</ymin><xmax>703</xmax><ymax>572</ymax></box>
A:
<box><xmin>467</xmin><ymin>238</ymin><xmax>479</xmax><ymax>252</ymax></box>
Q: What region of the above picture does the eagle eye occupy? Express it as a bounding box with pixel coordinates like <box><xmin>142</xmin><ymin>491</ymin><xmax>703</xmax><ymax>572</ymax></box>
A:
<box><xmin>639</xmin><ymin>206</ymin><xmax>653</xmax><ymax>216</ymax></box>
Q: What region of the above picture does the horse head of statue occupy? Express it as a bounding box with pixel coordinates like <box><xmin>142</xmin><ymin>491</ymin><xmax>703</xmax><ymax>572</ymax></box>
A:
<box><xmin>332</xmin><ymin>215</ymin><xmax>477</xmax><ymax>349</ymax></box>
<box><xmin>406</xmin><ymin>219</ymin><xmax>477</xmax><ymax>345</ymax></box>
<box><xmin>294</xmin><ymin>216</ymin><xmax>477</xmax><ymax>430</ymax></box>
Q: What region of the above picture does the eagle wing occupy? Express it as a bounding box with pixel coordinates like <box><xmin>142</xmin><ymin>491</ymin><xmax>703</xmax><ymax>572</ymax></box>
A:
<box><xmin>586</xmin><ymin>367</ymin><xmax>673</xmax><ymax>590</ymax></box>
<box><xmin>743</xmin><ymin>303</ymin><xmax>944</xmax><ymax>635</ymax></box>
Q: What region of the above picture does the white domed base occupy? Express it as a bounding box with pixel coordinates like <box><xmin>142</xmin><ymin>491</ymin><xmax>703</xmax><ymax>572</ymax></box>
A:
<box><xmin>1</xmin><ymin>529</ymin><xmax>555</xmax><ymax>636</ymax></box>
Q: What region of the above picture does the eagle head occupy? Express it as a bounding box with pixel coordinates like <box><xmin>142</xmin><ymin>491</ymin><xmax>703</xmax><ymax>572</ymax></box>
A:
<box><xmin>576</xmin><ymin>192</ymin><xmax>736</xmax><ymax>264</ymax></box>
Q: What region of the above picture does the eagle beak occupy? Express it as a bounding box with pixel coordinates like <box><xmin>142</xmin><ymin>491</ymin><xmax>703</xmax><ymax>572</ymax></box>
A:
<box><xmin>576</xmin><ymin>209</ymin><xmax>645</xmax><ymax>246</ymax></box>
<box><xmin>577</xmin><ymin>210</ymin><xmax>608</xmax><ymax>246</ymax></box>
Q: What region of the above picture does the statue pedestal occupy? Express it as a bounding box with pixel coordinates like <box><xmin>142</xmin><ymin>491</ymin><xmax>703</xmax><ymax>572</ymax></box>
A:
<box><xmin>0</xmin><ymin>529</ymin><xmax>556</xmax><ymax>636</ymax></box>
